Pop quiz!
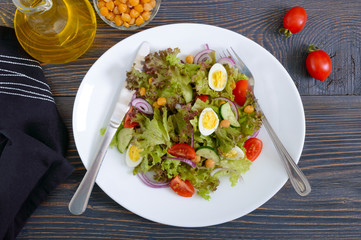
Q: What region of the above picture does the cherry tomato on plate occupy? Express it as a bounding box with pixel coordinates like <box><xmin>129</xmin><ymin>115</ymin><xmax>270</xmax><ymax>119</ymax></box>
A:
<box><xmin>123</xmin><ymin>106</ymin><xmax>139</xmax><ymax>128</ymax></box>
<box><xmin>306</xmin><ymin>45</ymin><xmax>332</xmax><ymax>81</ymax></box>
<box><xmin>279</xmin><ymin>6</ymin><xmax>307</xmax><ymax>38</ymax></box>
<box><xmin>244</xmin><ymin>137</ymin><xmax>263</xmax><ymax>161</ymax></box>
<box><xmin>168</xmin><ymin>143</ymin><xmax>196</xmax><ymax>160</ymax></box>
<box><xmin>233</xmin><ymin>80</ymin><xmax>248</xmax><ymax>106</ymax></box>
<box><xmin>196</xmin><ymin>95</ymin><xmax>208</xmax><ymax>102</ymax></box>
<box><xmin>170</xmin><ymin>175</ymin><xmax>195</xmax><ymax>197</ymax></box>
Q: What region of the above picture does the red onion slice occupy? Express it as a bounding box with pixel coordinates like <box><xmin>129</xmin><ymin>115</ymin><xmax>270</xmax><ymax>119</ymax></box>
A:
<box><xmin>191</xmin><ymin>130</ymin><xmax>194</xmax><ymax>148</ymax></box>
<box><xmin>137</xmin><ymin>172</ymin><xmax>169</xmax><ymax>188</ymax></box>
<box><xmin>194</xmin><ymin>49</ymin><xmax>213</xmax><ymax>64</ymax></box>
<box><xmin>251</xmin><ymin>129</ymin><xmax>260</xmax><ymax>138</ymax></box>
<box><xmin>131</xmin><ymin>93</ymin><xmax>136</xmax><ymax>104</ymax></box>
<box><xmin>213</xmin><ymin>97</ymin><xmax>239</xmax><ymax>119</ymax></box>
<box><xmin>217</xmin><ymin>57</ymin><xmax>235</xmax><ymax>68</ymax></box>
<box><xmin>162</xmin><ymin>156</ymin><xmax>196</xmax><ymax>168</ymax></box>
<box><xmin>132</xmin><ymin>98</ymin><xmax>153</xmax><ymax>115</ymax></box>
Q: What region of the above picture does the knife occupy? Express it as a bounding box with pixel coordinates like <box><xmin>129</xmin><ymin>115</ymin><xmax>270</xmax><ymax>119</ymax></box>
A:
<box><xmin>68</xmin><ymin>42</ymin><xmax>150</xmax><ymax>215</ymax></box>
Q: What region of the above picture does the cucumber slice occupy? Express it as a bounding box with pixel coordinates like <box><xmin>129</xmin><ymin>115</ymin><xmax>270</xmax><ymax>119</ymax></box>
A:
<box><xmin>182</xmin><ymin>84</ymin><xmax>193</xmax><ymax>103</ymax></box>
<box><xmin>117</xmin><ymin>127</ymin><xmax>134</xmax><ymax>153</ymax></box>
<box><xmin>219</xmin><ymin>102</ymin><xmax>240</xmax><ymax>127</ymax></box>
<box><xmin>196</xmin><ymin>146</ymin><xmax>220</xmax><ymax>162</ymax></box>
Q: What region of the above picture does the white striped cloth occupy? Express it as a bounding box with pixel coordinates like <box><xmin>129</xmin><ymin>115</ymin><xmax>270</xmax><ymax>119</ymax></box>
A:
<box><xmin>0</xmin><ymin>54</ymin><xmax>54</xmax><ymax>103</ymax></box>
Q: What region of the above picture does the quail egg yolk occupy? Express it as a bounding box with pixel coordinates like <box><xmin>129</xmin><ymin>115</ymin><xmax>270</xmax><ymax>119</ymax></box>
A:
<box><xmin>128</xmin><ymin>145</ymin><xmax>142</xmax><ymax>162</ymax></box>
<box><xmin>202</xmin><ymin>110</ymin><xmax>218</xmax><ymax>129</ymax></box>
<box><xmin>211</xmin><ymin>70</ymin><xmax>226</xmax><ymax>89</ymax></box>
<box><xmin>224</xmin><ymin>149</ymin><xmax>238</xmax><ymax>158</ymax></box>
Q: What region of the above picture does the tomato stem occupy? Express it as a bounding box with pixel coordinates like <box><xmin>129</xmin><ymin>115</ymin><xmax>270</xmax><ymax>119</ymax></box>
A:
<box><xmin>307</xmin><ymin>44</ymin><xmax>319</xmax><ymax>53</ymax></box>
<box><xmin>278</xmin><ymin>28</ymin><xmax>292</xmax><ymax>39</ymax></box>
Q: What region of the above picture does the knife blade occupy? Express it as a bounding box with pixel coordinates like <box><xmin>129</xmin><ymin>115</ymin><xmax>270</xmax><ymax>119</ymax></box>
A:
<box><xmin>69</xmin><ymin>42</ymin><xmax>150</xmax><ymax>215</ymax></box>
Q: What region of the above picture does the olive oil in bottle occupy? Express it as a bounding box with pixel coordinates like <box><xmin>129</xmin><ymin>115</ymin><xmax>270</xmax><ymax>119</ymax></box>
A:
<box><xmin>13</xmin><ymin>0</ymin><xmax>97</xmax><ymax>64</ymax></box>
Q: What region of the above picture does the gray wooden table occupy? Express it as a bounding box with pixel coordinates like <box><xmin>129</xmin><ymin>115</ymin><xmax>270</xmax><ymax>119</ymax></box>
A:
<box><xmin>1</xmin><ymin>0</ymin><xmax>360</xmax><ymax>239</ymax></box>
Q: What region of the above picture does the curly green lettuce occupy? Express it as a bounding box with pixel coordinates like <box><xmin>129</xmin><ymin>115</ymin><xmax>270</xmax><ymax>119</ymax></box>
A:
<box><xmin>121</xmin><ymin>47</ymin><xmax>262</xmax><ymax>200</ymax></box>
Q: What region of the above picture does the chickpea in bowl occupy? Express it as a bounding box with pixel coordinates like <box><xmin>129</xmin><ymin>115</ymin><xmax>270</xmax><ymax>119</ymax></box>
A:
<box><xmin>94</xmin><ymin>0</ymin><xmax>161</xmax><ymax>30</ymax></box>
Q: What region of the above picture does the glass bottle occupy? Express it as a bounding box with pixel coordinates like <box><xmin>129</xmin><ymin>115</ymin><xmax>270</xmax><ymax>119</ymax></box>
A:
<box><xmin>13</xmin><ymin>0</ymin><xmax>97</xmax><ymax>64</ymax></box>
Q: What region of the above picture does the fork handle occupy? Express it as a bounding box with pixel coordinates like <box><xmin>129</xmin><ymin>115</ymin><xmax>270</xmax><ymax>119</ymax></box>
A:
<box><xmin>261</xmin><ymin>114</ymin><xmax>311</xmax><ymax>196</ymax></box>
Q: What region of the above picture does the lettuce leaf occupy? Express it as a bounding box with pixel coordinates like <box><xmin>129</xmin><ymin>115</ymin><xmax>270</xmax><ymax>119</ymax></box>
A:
<box><xmin>133</xmin><ymin>145</ymin><xmax>167</xmax><ymax>174</ymax></box>
<box><xmin>218</xmin><ymin>158</ymin><xmax>252</xmax><ymax>186</ymax></box>
<box><xmin>178</xmin><ymin>166</ymin><xmax>219</xmax><ymax>200</ymax></box>
<box><xmin>122</xmin><ymin>47</ymin><xmax>263</xmax><ymax>200</ymax></box>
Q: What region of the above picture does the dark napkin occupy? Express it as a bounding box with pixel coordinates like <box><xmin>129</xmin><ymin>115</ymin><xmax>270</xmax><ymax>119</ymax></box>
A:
<box><xmin>0</xmin><ymin>27</ymin><xmax>73</xmax><ymax>240</ymax></box>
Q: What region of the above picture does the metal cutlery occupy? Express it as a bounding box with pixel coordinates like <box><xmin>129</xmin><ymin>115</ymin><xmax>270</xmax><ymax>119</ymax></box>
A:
<box><xmin>224</xmin><ymin>47</ymin><xmax>311</xmax><ymax>196</ymax></box>
<box><xmin>68</xmin><ymin>42</ymin><xmax>150</xmax><ymax>215</ymax></box>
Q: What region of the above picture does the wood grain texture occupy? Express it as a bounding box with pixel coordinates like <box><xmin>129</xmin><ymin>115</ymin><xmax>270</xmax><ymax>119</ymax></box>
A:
<box><xmin>1</xmin><ymin>0</ymin><xmax>360</xmax><ymax>239</ymax></box>
<box><xmin>15</xmin><ymin>96</ymin><xmax>361</xmax><ymax>239</ymax></box>
<box><xmin>0</xmin><ymin>0</ymin><xmax>360</xmax><ymax>96</ymax></box>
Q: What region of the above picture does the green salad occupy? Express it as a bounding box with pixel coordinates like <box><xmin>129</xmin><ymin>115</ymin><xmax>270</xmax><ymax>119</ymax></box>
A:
<box><xmin>114</xmin><ymin>46</ymin><xmax>262</xmax><ymax>200</ymax></box>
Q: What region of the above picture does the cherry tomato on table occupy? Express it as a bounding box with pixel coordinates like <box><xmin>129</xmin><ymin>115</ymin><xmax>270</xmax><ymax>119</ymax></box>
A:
<box><xmin>123</xmin><ymin>106</ymin><xmax>139</xmax><ymax>128</ymax></box>
<box><xmin>168</xmin><ymin>143</ymin><xmax>196</xmax><ymax>160</ymax></box>
<box><xmin>306</xmin><ymin>45</ymin><xmax>332</xmax><ymax>81</ymax></box>
<box><xmin>170</xmin><ymin>175</ymin><xmax>195</xmax><ymax>197</ymax></box>
<box><xmin>232</xmin><ymin>80</ymin><xmax>248</xmax><ymax>106</ymax></box>
<box><xmin>279</xmin><ymin>6</ymin><xmax>307</xmax><ymax>38</ymax></box>
<box><xmin>244</xmin><ymin>137</ymin><xmax>263</xmax><ymax>161</ymax></box>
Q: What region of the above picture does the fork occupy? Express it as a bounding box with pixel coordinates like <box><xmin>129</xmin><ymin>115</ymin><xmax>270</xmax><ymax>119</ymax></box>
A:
<box><xmin>224</xmin><ymin>47</ymin><xmax>311</xmax><ymax>196</ymax></box>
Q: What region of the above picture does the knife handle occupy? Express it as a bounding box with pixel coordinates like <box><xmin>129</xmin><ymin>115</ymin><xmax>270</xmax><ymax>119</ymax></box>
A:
<box><xmin>68</xmin><ymin>123</ymin><xmax>118</xmax><ymax>215</ymax></box>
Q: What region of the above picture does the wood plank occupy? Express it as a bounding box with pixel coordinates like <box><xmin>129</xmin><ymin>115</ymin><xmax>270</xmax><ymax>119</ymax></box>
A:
<box><xmin>0</xmin><ymin>1</ymin><xmax>360</xmax><ymax>96</ymax></box>
<box><xmin>16</xmin><ymin>95</ymin><xmax>361</xmax><ymax>239</ymax></box>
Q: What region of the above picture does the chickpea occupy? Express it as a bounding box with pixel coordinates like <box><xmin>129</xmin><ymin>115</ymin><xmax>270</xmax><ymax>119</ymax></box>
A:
<box><xmin>113</xmin><ymin>6</ymin><xmax>120</xmax><ymax>14</ymax></box>
<box><xmin>98</xmin><ymin>1</ymin><xmax>106</xmax><ymax>8</ymax></box>
<box><xmin>143</xmin><ymin>2</ymin><xmax>152</xmax><ymax>11</ymax></box>
<box><xmin>193</xmin><ymin>154</ymin><xmax>201</xmax><ymax>163</ymax></box>
<box><xmin>129</xmin><ymin>0</ymin><xmax>139</xmax><ymax>6</ymax></box>
<box><xmin>220</xmin><ymin>119</ymin><xmax>231</xmax><ymax>128</ymax></box>
<box><xmin>244</xmin><ymin>105</ymin><xmax>254</xmax><ymax>113</ymax></box>
<box><xmin>218</xmin><ymin>100</ymin><xmax>226</xmax><ymax>106</ymax></box>
<box><xmin>129</xmin><ymin>17</ymin><xmax>135</xmax><ymax>25</ymax></box>
<box><xmin>118</xmin><ymin>3</ymin><xmax>127</xmax><ymax>13</ymax></box>
<box><xmin>150</xmin><ymin>0</ymin><xmax>156</xmax><ymax>7</ymax></box>
<box><xmin>121</xmin><ymin>13</ymin><xmax>131</xmax><ymax>22</ymax></box>
<box><xmin>141</xmin><ymin>11</ymin><xmax>151</xmax><ymax>21</ymax></box>
<box><xmin>205</xmin><ymin>159</ymin><xmax>216</xmax><ymax>168</ymax></box>
<box><xmin>152</xmin><ymin>101</ymin><xmax>160</xmax><ymax>109</ymax></box>
<box><xmin>97</xmin><ymin>0</ymin><xmax>156</xmax><ymax>27</ymax></box>
<box><xmin>130</xmin><ymin>9</ymin><xmax>140</xmax><ymax>18</ymax></box>
<box><xmin>157</xmin><ymin>97</ymin><xmax>167</xmax><ymax>106</ymax></box>
<box><xmin>135</xmin><ymin>16</ymin><xmax>144</xmax><ymax>26</ymax></box>
<box><xmin>134</xmin><ymin>4</ymin><xmax>144</xmax><ymax>12</ymax></box>
<box><xmin>230</xmin><ymin>82</ymin><xmax>236</xmax><ymax>89</ymax></box>
<box><xmin>186</xmin><ymin>55</ymin><xmax>194</xmax><ymax>64</ymax></box>
<box><xmin>107</xmin><ymin>12</ymin><xmax>115</xmax><ymax>21</ymax></box>
<box><xmin>114</xmin><ymin>15</ymin><xmax>123</xmax><ymax>26</ymax></box>
<box><xmin>106</xmin><ymin>0</ymin><xmax>115</xmax><ymax>11</ymax></box>
<box><xmin>139</xmin><ymin>87</ymin><xmax>146</xmax><ymax>96</ymax></box>
<box><xmin>100</xmin><ymin>6</ymin><xmax>109</xmax><ymax>17</ymax></box>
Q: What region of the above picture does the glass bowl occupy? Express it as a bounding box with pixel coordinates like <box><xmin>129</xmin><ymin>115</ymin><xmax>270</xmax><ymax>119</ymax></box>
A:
<box><xmin>93</xmin><ymin>0</ymin><xmax>161</xmax><ymax>30</ymax></box>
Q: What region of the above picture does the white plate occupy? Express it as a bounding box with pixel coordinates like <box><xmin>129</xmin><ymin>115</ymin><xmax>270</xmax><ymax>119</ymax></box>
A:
<box><xmin>73</xmin><ymin>23</ymin><xmax>305</xmax><ymax>227</ymax></box>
